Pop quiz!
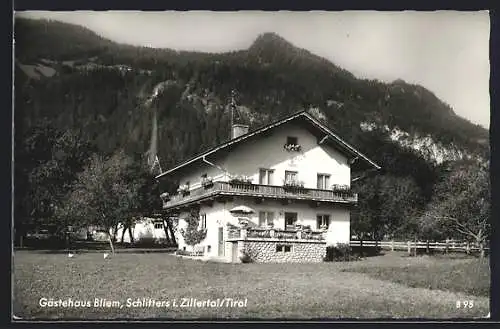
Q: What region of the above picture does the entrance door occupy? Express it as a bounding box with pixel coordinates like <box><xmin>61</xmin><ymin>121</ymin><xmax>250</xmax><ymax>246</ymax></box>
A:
<box><xmin>285</xmin><ymin>212</ymin><xmax>298</xmax><ymax>230</ymax></box>
<box><xmin>218</xmin><ymin>227</ymin><xmax>225</xmax><ymax>257</ymax></box>
<box><xmin>231</xmin><ymin>242</ymin><xmax>238</xmax><ymax>263</ymax></box>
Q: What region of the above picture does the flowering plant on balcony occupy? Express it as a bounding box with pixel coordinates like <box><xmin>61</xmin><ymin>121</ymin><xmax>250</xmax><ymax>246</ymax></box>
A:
<box><xmin>160</xmin><ymin>192</ymin><xmax>170</xmax><ymax>202</ymax></box>
<box><xmin>177</xmin><ymin>184</ymin><xmax>190</xmax><ymax>196</ymax></box>
<box><xmin>331</xmin><ymin>184</ymin><xmax>354</xmax><ymax>198</ymax></box>
<box><xmin>283</xmin><ymin>178</ymin><xmax>305</xmax><ymax>190</ymax></box>
<box><xmin>228</xmin><ymin>174</ymin><xmax>253</xmax><ymax>185</ymax></box>
<box><xmin>320</xmin><ymin>224</ymin><xmax>328</xmax><ymax>231</ymax></box>
<box><xmin>201</xmin><ymin>176</ymin><xmax>214</xmax><ymax>188</ymax></box>
<box><xmin>283</xmin><ymin>143</ymin><xmax>302</xmax><ymax>152</ymax></box>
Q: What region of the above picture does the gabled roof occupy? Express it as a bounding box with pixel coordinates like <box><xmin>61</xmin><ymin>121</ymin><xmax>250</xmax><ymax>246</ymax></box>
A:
<box><xmin>155</xmin><ymin>111</ymin><xmax>381</xmax><ymax>179</ymax></box>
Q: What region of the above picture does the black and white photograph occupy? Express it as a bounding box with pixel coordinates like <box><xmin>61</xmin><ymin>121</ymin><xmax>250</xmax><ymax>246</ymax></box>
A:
<box><xmin>12</xmin><ymin>10</ymin><xmax>491</xmax><ymax>320</ymax></box>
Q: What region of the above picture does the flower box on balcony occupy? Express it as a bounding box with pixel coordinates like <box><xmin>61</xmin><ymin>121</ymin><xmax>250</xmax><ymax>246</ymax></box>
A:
<box><xmin>283</xmin><ymin>143</ymin><xmax>302</xmax><ymax>152</ymax></box>
<box><xmin>283</xmin><ymin>179</ymin><xmax>306</xmax><ymax>192</ymax></box>
<box><xmin>201</xmin><ymin>177</ymin><xmax>214</xmax><ymax>188</ymax></box>
<box><xmin>331</xmin><ymin>184</ymin><xmax>355</xmax><ymax>199</ymax></box>
<box><xmin>160</xmin><ymin>192</ymin><xmax>170</xmax><ymax>202</ymax></box>
<box><xmin>228</xmin><ymin>175</ymin><xmax>253</xmax><ymax>186</ymax></box>
<box><xmin>177</xmin><ymin>185</ymin><xmax>190</xmax><ymax>196</ymax></box>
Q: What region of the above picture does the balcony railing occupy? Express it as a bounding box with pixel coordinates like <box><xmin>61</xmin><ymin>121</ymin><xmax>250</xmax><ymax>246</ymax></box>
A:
<box><xmin>163</xmin><ymin>181</ymin><xmax>357</xmax><ymax>209</ymax></box>
<box><xmin>227</xmin><ymin>227</ymin><xmax>326</xmax><ymax>241</ymax></box>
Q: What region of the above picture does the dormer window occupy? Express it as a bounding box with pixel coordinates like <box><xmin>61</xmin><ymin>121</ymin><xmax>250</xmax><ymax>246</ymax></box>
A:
<box><xmin>284</xmin><ymin>136</ymin><xmax>301</xmax><ymax>152</ymax></box>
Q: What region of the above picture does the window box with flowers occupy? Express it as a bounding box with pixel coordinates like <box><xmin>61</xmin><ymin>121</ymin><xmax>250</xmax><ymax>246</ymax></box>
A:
<box><xmin>201</xmin><ymin>176</ymin><xmax>214</xmax><ymax>188</ymax></box>
<box><xmin>283</xmin><ymin>143</ymin><xmax>302</xmax><ymax>152</ymax></box>
<box><xmin>228</xmin><ymin>174</ymin><xmax>253</xmax><ymax>186</ymax></box>
<box><xmin>160</xmin><ymin>192</ymin><xmax>170</xmax><ymax>202</ymax></box>
<box><xmin>177</xmin><ymin>184</ymin><xmax>190</xmax><ymax>196</ymax></box>
<box><xmin>283</xmin><ymin>179</ymin><xmax>306</xmax><ymax>192</ymax></box>
<box><xmin>331</xmin><ymin>184</ymin><xmax>354</xmax><ymax>198</ymax></box>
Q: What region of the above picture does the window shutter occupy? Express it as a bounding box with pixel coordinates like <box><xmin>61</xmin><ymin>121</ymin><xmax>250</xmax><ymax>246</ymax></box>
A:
<box><xmin>259</xmin><ymin>212</ymin><xmax>266</xmax><ymax>227</ymax></box>
<box><xmin>259</xmin><ymin>169</ymin><xmax>266</xmax><ymax>184</ymax></box>
<box><xmin>267</xmin><ymin>212</ymin><xmax>274</xmax><ymax>226</ymax></box>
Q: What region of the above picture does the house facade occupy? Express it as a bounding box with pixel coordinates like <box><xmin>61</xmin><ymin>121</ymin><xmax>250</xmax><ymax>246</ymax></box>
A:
<box><xmin>156</xmin><ymin>111</ymin><xmax>380</xmax><ymax>263</ymax></box>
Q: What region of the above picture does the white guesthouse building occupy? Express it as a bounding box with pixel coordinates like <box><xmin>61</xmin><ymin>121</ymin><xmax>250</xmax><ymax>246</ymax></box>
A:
<box><xmin>156</xmin><ymin>111</ymin><xmax>380</xmax><ymax>263</ymax></box>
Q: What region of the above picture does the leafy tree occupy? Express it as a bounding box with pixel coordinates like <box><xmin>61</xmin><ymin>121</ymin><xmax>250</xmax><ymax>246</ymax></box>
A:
<box><xmin>180</xmin><ymin>208</ymin><xmax>206</xmax><ymax>247</ymax></box>
<box><xmin>56</xmin><ymin>151</ymin><xmax>136</xmax><ymax>253</ymax></box>
<box><xmin>351</xmin><ymin>175</ymin><xmax>425</xmax><ymax>240</ymax></box>
<box><xmin>420</xmin><ymin>160</ymin><xmax>490</xmax><ymax>257</ymax></box>
<box><xmin>14</xmin><ymin>122</ymin><xmax>95</xmax><ymax>245</ymax></box>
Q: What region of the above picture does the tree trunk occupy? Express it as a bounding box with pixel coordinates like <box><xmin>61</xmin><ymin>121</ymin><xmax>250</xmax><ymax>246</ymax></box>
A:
<box><xmin>121</xmin><ymin>226</ymin><xmax>126</xmax><ymax>243</ymax></box>
<box><xmin>107</xmin><ymin>232</ymin><xmax>115</xmax><ymax>254</ymax></box>
<box><xmin>112</xmin><ymin>225</ymin><xmax>119</xmax><ymax>243</ymax></box>
<box><xmin>166</xmin><ymin>218</ymin><xmax>177</xmax><ymax>245</ymax></box>
<box><xmin>128</xmin><ymin>227</ymin><xmax>134</xmax><ymax>244</ymax></box>
<box><xmin>479</xmin><ymin>240</ymin><xmax>486</xmax><ymax>258</ymax></box>
<box><xmin>162</xmin><ymin>220</ymin><xmax>172</xmax><ymax>245</ymax></box>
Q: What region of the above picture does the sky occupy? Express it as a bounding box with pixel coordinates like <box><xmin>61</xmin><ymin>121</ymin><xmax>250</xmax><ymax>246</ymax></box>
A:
<box><xmin>16</xmin><ymin>11</ymin><xmax>491</xmax><ymax>128</ymax></box>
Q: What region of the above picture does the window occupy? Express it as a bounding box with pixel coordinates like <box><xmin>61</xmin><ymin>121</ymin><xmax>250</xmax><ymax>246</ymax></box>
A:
<box><xmin>317</xmin><ymin>174</ymin><xmax>330</xmax><ymax>189</ymax></box>
<box><xmin>287</xmin><ymin>136</ymin><xmax>298</xmax><ymax>145</ymax></box>
<box><xmin>259</xmin><ymin>169</ymin><xmax>274</xmax><ymax>185</ymax></box>
<box><xmin>258</xmin><ymin>211</ymin><xmax>275</xmax><ymax>227</ymax></box>
<box><xmin>317</xmin><ymin>215</ymin><xmax>330</xmax><ymax>229</ymax></box>
<box><xmin>199</xmin><ymin>213</ymin><xmax>207</xmax><ymax>230</ymax></box>
<box><xmin>285</xmin><ymin>170</ymin><xmax>298</xmax><ymax>183</ymax></box>
<box><xmin>285</xmin><ymin>212</ymin><xmax>298</xmax><ymax>229</ymax></box>
<box><xmin>276</xmin><ymin>244</ymin><xmax>292</xmax><ymax>252</ymax></box>
<box><xmin>154</xmin><ymin>222</ymin><xmax>163</xmax><ymax>229</ymax></box>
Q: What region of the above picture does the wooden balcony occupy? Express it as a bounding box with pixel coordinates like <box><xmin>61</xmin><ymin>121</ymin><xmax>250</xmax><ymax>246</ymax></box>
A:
<box><xmin>227</xmin><ymin>227</ymin><xmax>326</xmax><ymax>242</ymax></box>
<box><xmin>163</xmin><ymin>181</ymin><xmax>357</xmax><ymax>210</ymax></box>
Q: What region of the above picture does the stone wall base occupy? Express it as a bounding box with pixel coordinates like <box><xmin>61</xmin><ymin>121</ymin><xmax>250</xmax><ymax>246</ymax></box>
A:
<box><xmin>235</xmin><ymin>239</ymin><xmax>326</xmax><ymax>263</ymax></box>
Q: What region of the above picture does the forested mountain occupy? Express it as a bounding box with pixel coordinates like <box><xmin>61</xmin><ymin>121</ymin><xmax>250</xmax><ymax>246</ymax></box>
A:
<box><xmin>14</xmin><ymin>17</ymin><xmax>490</xmax><ymax>242</ymax></box>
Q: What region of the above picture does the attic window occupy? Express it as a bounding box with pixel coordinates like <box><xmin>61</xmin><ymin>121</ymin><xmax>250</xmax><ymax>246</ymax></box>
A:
<box><xmin>284</xmin><ymin>136</ymin><xmax>301</xmax><ymax>152</ymax></box>
<box><xmin>287</xmin><ymin>136</ymin><xmax>298</xmax><ymax>145</ymax></box>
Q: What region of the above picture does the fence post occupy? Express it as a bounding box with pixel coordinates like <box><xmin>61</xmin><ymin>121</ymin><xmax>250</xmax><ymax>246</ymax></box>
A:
<box><xmin>445</xmin><ymin>240</ymin><xmax>449</xmax><ymax>254</ymax></box>
<box><xmin>407</xmin><ymin>241</ymin><xmax>411</xmax><ymax>256</ymax></box>
<box><xmin>466</xmin><ymin>241</ymin><xmax>470</xmax><ymax>255</ymax></box>
<box><xmin>426</xmin><ymin>240</ymin><xmax>430</xmax><ymax>254</ymax></box>
<box><xmin>391</xmin><ymin>240</ymin><xmax>394</xmax><ymax>251</ymax></box>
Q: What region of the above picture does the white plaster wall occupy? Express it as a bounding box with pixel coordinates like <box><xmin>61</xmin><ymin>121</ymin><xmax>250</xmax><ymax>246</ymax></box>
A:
<box><xmin>221</xmin><ymin>122</ymin><xmax>351</xmax><ymax>188</ymax></box>
<box><xmin>173</xmin><ymin>121</ymin><xmax>351</xmax><ymax>191</ymax></box>
<box><xmin>114</xmin><ymin>218</ymin><xmax>166</xmax><ymax>243</ymax></box>
<box><xmin>174</xmin><ymin>197</ymin><xmax>350</xmax><ymax>254</ymax></box>
<box><xmin>175</xmin><ymin>202</ymin><xmax>232</xmax><ymax>257</ymax></box>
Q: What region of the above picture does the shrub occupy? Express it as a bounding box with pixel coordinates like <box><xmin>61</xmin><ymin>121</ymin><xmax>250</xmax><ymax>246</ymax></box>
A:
<box><xmin>240</xmin><ymin>244</ymin><xmax>259</xmax><ymax>263</ymax></box>
<box><xmin>175</xmin><ymin>249</ymin><xmax>192</xmax><ymax>256</ymax></box>
<box><xmin>134</xmin><ymin>236</ymin><xmax>157</xmax><ymax>248</ymax></box>
<box><xmin>324</xmin><ymin>243</ymin><xmax>360</xmax><ymax>262</ymax></box>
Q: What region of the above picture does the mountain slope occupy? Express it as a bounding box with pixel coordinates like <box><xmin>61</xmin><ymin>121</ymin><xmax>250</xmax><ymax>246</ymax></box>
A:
<box><xmin>14</xmin><ymin>17</ymin><xmax>489</xmax><ymax>172</ymax></box>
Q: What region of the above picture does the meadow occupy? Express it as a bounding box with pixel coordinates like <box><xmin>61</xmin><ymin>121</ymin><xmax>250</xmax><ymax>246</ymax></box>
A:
<box><xmin>13</xmin><ymin>250</ymin><xmax>490</xmax><ymax>320</ymax></box>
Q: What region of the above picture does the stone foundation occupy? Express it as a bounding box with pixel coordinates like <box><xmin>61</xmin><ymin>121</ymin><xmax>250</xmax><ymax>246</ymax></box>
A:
<box><xmin>235</xmin><ymin>238</ymin><xmax>326</xmax><ymax>263</ymax></box>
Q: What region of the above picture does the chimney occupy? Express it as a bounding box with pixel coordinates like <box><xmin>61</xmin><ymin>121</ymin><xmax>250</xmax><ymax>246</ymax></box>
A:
<box><xmin>231</xmin><ymin>124</ymin><xmax>249</xmax><ymax>139</ymax></box>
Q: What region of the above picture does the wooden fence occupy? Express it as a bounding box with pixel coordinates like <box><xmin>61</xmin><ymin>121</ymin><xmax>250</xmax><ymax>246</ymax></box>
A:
<box><xmin>349</xmin><ymin>240</ymin><xmax>490</xmax><ymax>255</ymax></box>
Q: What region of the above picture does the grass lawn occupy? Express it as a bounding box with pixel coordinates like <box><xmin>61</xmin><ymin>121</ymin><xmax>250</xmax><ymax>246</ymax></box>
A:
<box><xmin>341</xmin><ymin>253</ymin><xmax>490</xmax><ymax>298</ymax></box>
<box><xmin>13</xmin><ymin>251</ymin><xmax>490</xmax><ymax>320</ymax></box>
